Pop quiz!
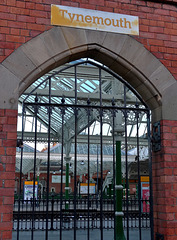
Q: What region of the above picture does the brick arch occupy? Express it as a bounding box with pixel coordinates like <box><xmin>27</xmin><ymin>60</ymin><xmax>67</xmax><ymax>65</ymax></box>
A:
<box><xmin>0</xmin><ymin>26</ymin><xmax>176</xmax><ymax>121</ymax></box>
<box><xmin>1</xmin><ymin>26</ymin><xmax>177</xmax><ymax>240</ymax></box>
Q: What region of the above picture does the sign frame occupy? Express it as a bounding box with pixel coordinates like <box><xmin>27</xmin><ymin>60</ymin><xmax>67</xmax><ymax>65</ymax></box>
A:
<box><xmin>24</xmin><ymin>181</ymin><xmax>38</xmax><ymax>200</ymax></box>
<box><xmin>51</xmin><ymin>5</ymin><xmax>139</xmax><ymax>36</ymax></box>
<box><xmin>80</xmin><ymin>183</ymin><xmax>96</xmax><ymax>195</ymax></box>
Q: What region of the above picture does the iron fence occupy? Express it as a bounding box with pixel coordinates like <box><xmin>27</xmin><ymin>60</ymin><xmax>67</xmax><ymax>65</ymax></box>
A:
<box><xmin>13</xmin><ymin>197</ymin><xmax>150</xmax><ymax>231</ymax></box>
<box><xmin>16</xmin><ymin>59</ymin><xmax>153</xmax><ymax>240</ymax></box>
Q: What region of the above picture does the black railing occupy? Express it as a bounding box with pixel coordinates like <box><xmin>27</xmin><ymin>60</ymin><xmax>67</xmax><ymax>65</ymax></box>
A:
<box><xmin>13</xmin><ymin>197</ymin><xmax>150</xmax><ymax>231</ymax></box>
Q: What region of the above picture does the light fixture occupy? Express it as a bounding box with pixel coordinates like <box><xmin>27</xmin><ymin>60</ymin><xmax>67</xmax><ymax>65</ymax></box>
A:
<box><xmin>80</xmin><ymin>160</ymin><xmax>85</xmax><ymax>165</ymax></box>
<box><xmin>17</xmin><ymin>139</ymin><xmax>23</xmax><ymax>148</ymax></box>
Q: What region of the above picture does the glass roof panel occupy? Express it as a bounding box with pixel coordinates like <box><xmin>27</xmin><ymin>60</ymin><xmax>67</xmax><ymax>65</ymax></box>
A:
<box><xmin>18</xmin><ymin>58</ymin><xmax>150</xmax><ymax>152</ymax></box>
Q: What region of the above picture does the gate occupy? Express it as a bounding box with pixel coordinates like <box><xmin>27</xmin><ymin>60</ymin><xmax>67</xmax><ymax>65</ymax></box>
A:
<box><xmin>14</xmin><ymin>59</ymin><xmax>153</xmax><ymax>240</ymax></box>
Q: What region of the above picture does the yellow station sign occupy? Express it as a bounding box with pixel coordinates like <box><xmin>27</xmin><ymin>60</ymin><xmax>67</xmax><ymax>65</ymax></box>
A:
<box><xmin>51</xmin><ymin>5</ymin><xmax>139</xmax><ymax>35</ymax></box>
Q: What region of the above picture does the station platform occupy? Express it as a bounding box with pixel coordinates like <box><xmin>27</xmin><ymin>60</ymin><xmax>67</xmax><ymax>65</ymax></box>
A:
<box><xmin>12</xmin><ymin>229</ymin><xmax>150</xmax><ymax>240</ymax></box>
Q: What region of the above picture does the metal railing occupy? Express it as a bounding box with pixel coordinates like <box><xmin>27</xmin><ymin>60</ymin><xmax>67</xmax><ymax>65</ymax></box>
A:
<box><xmin>13</xmin><ymin>197</ymin><xmax>150</xmax><ymax>231</ymax></box>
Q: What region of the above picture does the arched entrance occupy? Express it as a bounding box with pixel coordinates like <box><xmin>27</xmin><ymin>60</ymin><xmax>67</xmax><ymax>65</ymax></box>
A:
<box><xmin>1</xmin><ymin>26</ymin><xmax>177</xmax><ymax>240</ymax></box>
<box><xmin>15</xmin><ymin>58</ymin><xmax>152</xmax><ymax>240</ymax></box>
<box><xmin>2</xmin><ymin>26</ymin><xmax>176</xmax><ymax>117</ymax></box>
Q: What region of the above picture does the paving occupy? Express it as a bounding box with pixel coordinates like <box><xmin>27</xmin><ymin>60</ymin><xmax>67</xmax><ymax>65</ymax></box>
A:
<box><xmin>12</xmin><ymin>228</ymin><xmax>151</xmax><ymax>240</ymax></box>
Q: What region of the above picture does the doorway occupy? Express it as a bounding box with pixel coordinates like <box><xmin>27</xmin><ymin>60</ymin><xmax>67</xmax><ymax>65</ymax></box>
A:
<box><xmin>14</xmin><ymin>58</ymin><xmax>153</xmax><ymax>240</ymax></box>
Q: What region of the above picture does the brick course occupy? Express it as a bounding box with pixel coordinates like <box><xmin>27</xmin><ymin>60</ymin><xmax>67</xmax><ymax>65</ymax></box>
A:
<box><xmin>0</xmin><ymin>0</ymin><xmax>177</xmax><ymax>79</ymax></box>
<box><xmin>0</xmin><ymin>110</ymin><xmax>17</xmax><ymax>240</ymax></box>
<box><xmin>153</xmin><ymin>120</ymin><xmax>177</xmax><ymax>240</ymax></box>
<box><xmin>1</xmin><ymin>0</ymin><xmax>177</xmax><ymax>239</ymax></box>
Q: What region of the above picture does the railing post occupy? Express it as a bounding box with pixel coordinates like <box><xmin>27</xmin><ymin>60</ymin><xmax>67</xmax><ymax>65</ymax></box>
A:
<box><xmin>115</xmin><ymin>141</ymin><xmax>126</xmax><ymax>240</ymax></box>
<box><xmin>65</xmin><ymin>156</ymin><xmax>71</xmax><ymax>210</ymax></box>
<box><xmin>51</xmin><ymin>196</ymin><xmax>54</xmax><ymax>230</ymax></box>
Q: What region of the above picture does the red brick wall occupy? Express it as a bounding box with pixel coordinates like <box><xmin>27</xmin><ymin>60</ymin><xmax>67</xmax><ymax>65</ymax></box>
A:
<box><xmin>153</xmin><ymin>120</ymin><xmax>177</xmax><ymax>240</ymax></box>
<box><xmin>1</xmin><ymin>0</ymin><xmax>177</xmax><ymax>79</ymax></box>
<box><xmin>29</xmin><ymin>172</ymin><xmax>76</xmax><ymax>194</ymax></box>
<box><xmin>0</xmin><ymin>109</ymin><xmax>17</xmax><ymax>240</ymax></box>
<box><xmin>1</xmin><ymin>1</ymin><xmax>177</xmax><ymax>239</ymax></box>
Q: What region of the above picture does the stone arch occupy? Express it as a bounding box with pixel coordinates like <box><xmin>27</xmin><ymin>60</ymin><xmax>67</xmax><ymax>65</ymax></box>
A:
<box><xmin>0</xmin><ymin>26</ymin><xmax>176</xmax><ymax>121</ymax></box>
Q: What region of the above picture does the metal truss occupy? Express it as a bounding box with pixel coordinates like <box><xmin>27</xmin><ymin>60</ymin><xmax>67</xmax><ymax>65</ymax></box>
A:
<box><xmin>18</xmin><ymin>59</ymin><xmax>149</xmax><ymax>151</ymax></box>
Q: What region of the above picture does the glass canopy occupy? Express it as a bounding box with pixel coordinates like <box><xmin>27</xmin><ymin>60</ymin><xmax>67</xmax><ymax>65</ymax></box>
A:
<box><xmin>18</xmin><ymin>58</ymin><xmax>149</xmax><ymax>148</ymax></box>
<box><xmin>17</xmin><ymin>58</ymin><xmax>150</xmax><ymax>175</ymax></box>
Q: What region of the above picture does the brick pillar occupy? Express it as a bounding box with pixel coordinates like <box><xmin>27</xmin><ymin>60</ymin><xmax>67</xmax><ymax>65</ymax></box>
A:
<box><xmin>153</xmin><ymin>120</ymin><xmax>177</xmax><ymax>240</ymax></box>
<box><xmin>0</xmin><ymin>109</ymin><xmax>17</xmax><ymax>240</ymax></box>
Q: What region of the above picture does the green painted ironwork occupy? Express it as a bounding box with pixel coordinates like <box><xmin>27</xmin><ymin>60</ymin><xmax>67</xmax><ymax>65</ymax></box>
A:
<box><xmin>65</xmin><ymin>162</ymin><xmax>69</xmax><ymax>210</ymax></box>
<box><xmin>115</xmin><ymin>141</ymin><xmax>126</xmax><ymax>240</ymax></box>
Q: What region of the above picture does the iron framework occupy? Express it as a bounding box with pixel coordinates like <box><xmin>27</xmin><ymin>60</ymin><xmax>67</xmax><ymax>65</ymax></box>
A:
<box><xmin>15</xmin><ymin>59</ymin><xmax>154</xmax><ymax>240</ymax></box>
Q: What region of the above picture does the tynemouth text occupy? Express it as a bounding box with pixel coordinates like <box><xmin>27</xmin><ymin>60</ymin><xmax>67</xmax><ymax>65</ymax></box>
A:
<box><xmin>51</xmin><ymin>5</ymin><xmax>139</xmax><ymax>35</ymax></box>
<box><xmin>59</xmin><ymin>9</ymin><xmax>132</xmax><ymax>29</ymax></box>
